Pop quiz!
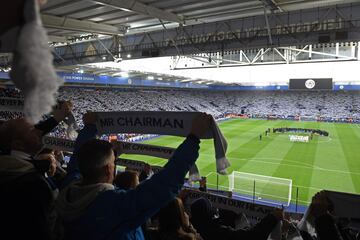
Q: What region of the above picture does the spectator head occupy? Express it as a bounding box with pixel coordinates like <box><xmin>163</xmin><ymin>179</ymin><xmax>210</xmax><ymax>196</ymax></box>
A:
<box><xmin>77</xmin><ymin>139</ymin><xmax>115</xmax><ymax>184</ymax></box>
<box><xmin>199</xmin><ymin>177</ymin><xmax>207</xmax><ymax>189</ymax></box>
<box><xmin>114</xmin><ymin>170</ymin><xmax>139</xmax><ymax>190</ymax></box>
<box><xmin>190</xmin><ymin>197</ymin><xmax>217</xmax><ymax>233</ymax></box>
<box><xmin>158</xmin><ymin>197</ymin><xmax>190</xmax><ymax>234</ymax></box>
<box><xmin>309</xmin><ymin>191</ymin><xmax>335</xmax><ymax>218</ymax></box>
<box><xmin>190</xmin><ymin>197</ymin><xmax>214</xmax><ymax>220</ymax></box>
<box><xmin>199</xmin><ymin>177</ymin><xmax>206</xmax><ymax>184</ymax></box>
<box><xmin>139</xmin><ymin>163</ymin><xmax>152</xmax><ymax>182</ymax></box>
<box><xmin>0</xmin><ymin>118</ymin><xmax>43</xmax><ymax>155</ymax></box>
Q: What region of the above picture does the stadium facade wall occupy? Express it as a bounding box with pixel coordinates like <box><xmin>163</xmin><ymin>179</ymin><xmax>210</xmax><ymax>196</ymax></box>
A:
<box><xmin>2</xmin><ymin>71</ymin><xmax>360</xmax><ymax>91</ymax></box>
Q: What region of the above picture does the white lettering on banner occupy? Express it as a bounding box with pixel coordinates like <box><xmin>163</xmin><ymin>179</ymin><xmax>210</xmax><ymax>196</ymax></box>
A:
<box><xmin>183</xmin><ymin>189</ymin><xmax>274</xmax><ymax>224</ymax></box>
<box><xmin>62</xmin><ymin>75</ymin><xmax>95</xmax><ymax>81</ymax></box>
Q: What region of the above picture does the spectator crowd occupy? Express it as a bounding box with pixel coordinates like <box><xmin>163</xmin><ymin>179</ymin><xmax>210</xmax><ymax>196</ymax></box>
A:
<box><xmin>2</xmin><ymin>87</ymin><xmax>360</xmax><ymax>126</ymax></box>
<box><xmin>1</xmin><ymin>89</ymin><xmax>359</xmax><ymax>240</ymax></box>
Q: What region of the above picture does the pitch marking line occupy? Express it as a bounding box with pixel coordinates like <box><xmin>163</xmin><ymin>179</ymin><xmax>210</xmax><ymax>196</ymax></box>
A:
<box><xmin>151</xmin><ymin>159</ymin><xmax>167</xmax><ymax>166</ymax></box>
<box><xmin>234</xmin><ymin>157</ymin><xmax>360</xmax><ymax>175</ymax></box>
<box><xmin>199</xmin><ymin>152</ymin><xmax>358</xmax><ymax>175</ymax></box>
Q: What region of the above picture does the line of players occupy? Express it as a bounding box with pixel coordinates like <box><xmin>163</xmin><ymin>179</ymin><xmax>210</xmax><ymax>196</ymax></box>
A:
<box><xmin>259</xmin><ymin>128</ymin><xmax>314</xmax><ymax>141</ymax></box>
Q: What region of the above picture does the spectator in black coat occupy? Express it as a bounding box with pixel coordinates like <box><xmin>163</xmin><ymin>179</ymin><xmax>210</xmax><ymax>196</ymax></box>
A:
<box><xmin>299</xmin><ymin>191</ymin><xmax>344</xmax><ymax>240</ymax></box>
<box><xmin>0</xmin><ymin>101</ymin><xmax>73</xmax><ymax>155</ymax></box>
<box><xmin>190</xmin><ymin>197</ymin><xmax>282</xmax><ymax>240</ymax></box>
<box><xmin>0</xmin><ymin>118</ymin><xmax>58</xmax><ymax>240</ymax></box>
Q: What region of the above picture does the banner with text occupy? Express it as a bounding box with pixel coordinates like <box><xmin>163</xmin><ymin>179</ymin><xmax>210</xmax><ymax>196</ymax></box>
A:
<box><xmin>43</xmin><ymin>136</ymin><xmax>175</xmax><ymax>158</ymax></box>
<box><xmin>43</xmin><ymin>136</ymin><xmax>201</xmax><ymax>179</ymax></box>
<box><xmin>0</xmin><ymin>97</ymin><xmax>24</xmax><ymax>111</ymax></box>
<box><xmin>95</xmin><ymin>111</ymin><xmax>229</xmax><ymax>175</ymax></box>
<box><xmin>117</xmin><ymin>158</ymin><xmax>163</xmax><ymax>174</ymax></box>
<box><xmin>0</xmin><ymin>98</ymin><xmax>78</xmax><ymax>139</ymax></box>
<box><xmin>183</xmin><ymin>189</ymin><xmax>274</xmax><ymax>224</ymax></box>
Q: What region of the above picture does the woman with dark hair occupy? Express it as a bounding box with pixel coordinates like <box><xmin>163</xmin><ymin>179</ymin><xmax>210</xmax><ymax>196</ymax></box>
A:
<box><xmin>158</xmin><ymin>197</ymin><xmax>203</xmax><ymax>240</ymax></box>
<box><xmin>190</xmin><ymin>197</ymin><xmax>282</xmax><ymax>240</ymax></box>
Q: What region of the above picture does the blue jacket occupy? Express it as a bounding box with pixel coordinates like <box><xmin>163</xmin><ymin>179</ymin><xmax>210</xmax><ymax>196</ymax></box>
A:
<box><xmin>57</xmin><ymin>124</ymin><xmax>200</xmax><ymax>240</ymax></box>
<box><xmin>59</xmin><ymin>124</ymin><xmax>98</xmax><ymax>189</ymax></box>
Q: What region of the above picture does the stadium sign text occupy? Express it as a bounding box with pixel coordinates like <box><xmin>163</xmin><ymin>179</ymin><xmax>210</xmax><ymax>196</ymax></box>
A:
<box><xmin>184</xmin><ymin>189</ymin><xmax>274</xmax><ymax>224</ymax></box>
<box><xmin>165</xmin><ymin>18</ymin><xmax>345</xmax><ymax>47</ymax></box>
<box><xmin>62</xmin><ymin>75</ymin><xmax>95</xmax><ymax>81</ymax></box>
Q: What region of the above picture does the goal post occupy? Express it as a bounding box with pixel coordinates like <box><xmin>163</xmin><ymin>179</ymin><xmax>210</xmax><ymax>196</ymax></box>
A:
<box><xmin>229</xmin><ymin>171</ymin><xmax>293</xmax><ymax>206</ymax></box>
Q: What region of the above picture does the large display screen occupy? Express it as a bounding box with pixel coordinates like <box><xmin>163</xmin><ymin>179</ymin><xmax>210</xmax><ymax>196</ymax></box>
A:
<box><xmin>289</xmin><ymin>78</ymin><xmax>333</xmax><ymax>90</ymax></box>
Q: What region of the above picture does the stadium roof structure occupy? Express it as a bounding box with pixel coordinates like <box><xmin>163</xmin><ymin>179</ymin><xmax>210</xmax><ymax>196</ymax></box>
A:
<box><xmin>55</xmin><ymin>63</ymin><xmax>219</xmax><ymax>85</ymax></box>
<box><xmin>1</xmin><ymin>0</ymin><xmax>360</xmax><ymax>86</ymax></box>
<box><xmin>42</xmin><ymin>0</ymin><xmax>359</xmax><ymax>40</ymax></box>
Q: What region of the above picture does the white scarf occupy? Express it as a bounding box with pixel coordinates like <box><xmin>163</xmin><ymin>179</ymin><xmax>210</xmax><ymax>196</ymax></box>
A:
<box><xmin>0</xmin><ymin>97</ymin><xmax>78</xmax><ymax>139</ymax></box>
<box><xmin>94</xmin><ymin>111</ymin><xmax>230</xmax><ymax>175</ymax></box>
<box><xmin>9</xmin><ymin>0</ymin><xmax>63</xmax><ymax>124</ymax></box>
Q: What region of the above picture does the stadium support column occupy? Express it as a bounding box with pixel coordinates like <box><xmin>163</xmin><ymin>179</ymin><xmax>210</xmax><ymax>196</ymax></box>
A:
<box><xmin>263</xmin><ymin>5</ymin><xmax>273</xmax><ymax>45</ymax></box>
<box><xmin>114</xmin><ymin>35</ymin><xmax>122</xmax><ymax>60</ymax></box>
<box><xmin>253</xmin><ymin>180</ymin><xmax>256</xmax><ymax>204</ymax></box>
<box><xmin>350</xmin><ymin>42</ymin><xmax>356</xmax><ymax>58</ymax></box>
<box><xmin>295</xmin><ymin>187</ymin><xmax>299</xmax><ymax>213</ymax></box>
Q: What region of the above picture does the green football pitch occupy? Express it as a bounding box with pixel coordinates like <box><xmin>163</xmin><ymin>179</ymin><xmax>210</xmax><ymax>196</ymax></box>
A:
<box><xmin>120</xmin><ymin>118</ymin><xmax>360</xmax><ymax>206</ymax></box>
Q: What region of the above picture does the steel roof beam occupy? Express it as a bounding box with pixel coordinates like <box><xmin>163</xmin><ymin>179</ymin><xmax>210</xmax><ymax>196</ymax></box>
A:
<box><xmin>279</xmin><ymin>0</ymin><xmax>359</xmax><ymax>11</ymax></box>
<box><xmin>41</xmin><ymin>0</ymin><xmax>80</xmax><ymax>12</ymax></box>
<box><xmin>42</xmin><ymin>14</ymin><xmax>126</xmax><ymax>35</ymax></box>
<box><xmin>48</xmin><ymin>35</ymin><xmax>67</xmax><ymax>42</ymax></box>
<box><xmin>259</xmin><ymin>0</ymin><xmax>281</xmax><ymax>11</ymax></box>
<box><xmin>88</xmin><ymin>0</ymin><xmax>183</xmax><ymax>24</ymax></box>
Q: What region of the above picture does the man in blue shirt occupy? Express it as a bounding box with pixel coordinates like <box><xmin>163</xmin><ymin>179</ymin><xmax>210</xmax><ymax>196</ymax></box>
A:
<box><xmin>56</xmin><ymin>112</ymin><xmax>212</xmax><ymax>240</ymax></box>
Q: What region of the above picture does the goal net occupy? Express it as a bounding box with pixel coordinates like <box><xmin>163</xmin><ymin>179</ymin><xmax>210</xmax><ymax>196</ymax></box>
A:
<box><xmin>229</xmin><ymin>171</ymin><xmax>292</xmax><ymax>206</ymax></box>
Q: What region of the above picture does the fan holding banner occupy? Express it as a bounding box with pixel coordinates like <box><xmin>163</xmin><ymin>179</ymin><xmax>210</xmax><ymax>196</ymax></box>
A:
<box><xmin>94</xmin><ymin>111</ymin><xmax>230</xmax><ymax>176</ymax></box>
<box><xmin>56</xmin><ymin>111</ymin><xmax>217</xmax><ymax>240</ymax></box>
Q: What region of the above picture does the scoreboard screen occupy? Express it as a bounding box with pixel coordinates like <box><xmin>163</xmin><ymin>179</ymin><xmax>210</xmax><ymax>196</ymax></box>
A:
<box><xmin>289</xmin><ymin>78</ymin><xmax>333</xmax><ymax>90</ymax></box>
